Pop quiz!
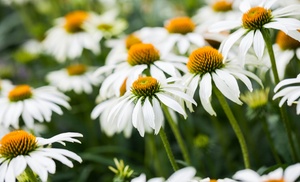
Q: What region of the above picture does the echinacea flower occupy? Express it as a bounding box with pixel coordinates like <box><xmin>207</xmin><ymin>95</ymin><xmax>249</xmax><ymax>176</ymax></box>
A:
<box><xmin>43</xmin><ymin>10</ymin><xmax>103</xmax><ymax>62</ymax></box>
<box><xmin>131</xmin><ymin>166</ymin><xmax>196</xmax><ymax>182</ymax></box>
<box><xmin>0</xmin><ymin>130</ymin><xmax>82</xmax><ymax>182</ymax></box>
<box><xmin>272</xmin><ymin>30</ymin><xmax>300</xmax><ymax>79</ymax></box>
<box><xmin>198</xmin><ymin>177</ymin><xmax>237</xmax><ymax>182</ymax></box>
<box><xmin>210</xmin><ymin>0</ymin><xmax>300</xmax><ymax>59</ymax></box>
<box><xmin>158</xmin><ymin>16</ymin><xmax>207</xmax><ymax>55</ymax></box>
<box><xmin>89</xmin><ymin>9</ymin><xmax>128</xmax><ymax>38</ymax></box>
<box><xmin>106</xmin><ymin>76</ymin><xmax>196</xmax><ymax>137</ymax></box>
<box><xmin>46</xmin><ymin>64</ymin><xmax>101</xmax><ymax>94</ymax></box>
<box><xmin>94</xmin><ymin>43</ymin><xmax>188</xmax><ymax>99</ymax></box>
<box><xmin>0</xmin><ymin>85</ymin><xmax>70</xmax><ymax>128</ymax></box>
<box><xmin>183</xmin><ymin>46</ymin><xmax>262</xmax><ymax>116</ymax></box>
<box><xmin>193</xmin><ymin>0</ymin><xmax>241</xmax><ymax>25</ymax></box>
<box><xmin>273</xmin><ymin>74</ymin><xmax>300</xmax><ymax>114</ymax></box>
<box><xmin>233</xmin><ymin>163</ymin><xmax>300</xmax><ymax>182</ymax></box>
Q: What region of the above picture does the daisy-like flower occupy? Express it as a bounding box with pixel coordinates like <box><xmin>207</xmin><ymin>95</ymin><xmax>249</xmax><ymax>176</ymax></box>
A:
<box><xmin>89</xmin><ymin>9</ymin><xmax>127</xmax><ymax>38</ymax></box>
<box><xmin>106</xmin><ymin>76</ymin><xmax>196</xmax><ymax>137</ymax></box>
<box><xmin>0</xmin><ymin>130</ymin><xmax>82</xmax><ymax>182</ymax></box>
<box><xmin>193</xmin><ymin>0</ymin><xmax>241</xmax><ymax>25</ymax></box>
<box><xmin>157</xmin><ymin>16</ymin><xmax>207</xmax><ymax>55</ymax></box>
<box><xmin>273</xmin><ymin>74</ymin><xmax>300</xmax><ymax>115</ymax></box>
<box><xmin>272</xmin><ymin>30</ymin><xmax>300</xmax><ymax>79</ymax></box>
<box><xmin>43</xmin><ymin>10</ymin><xmax>103</xmax><ymax>63</ymax></box>
<box><xmin>0</xmin><ymin>84</ymin><xmax>70</xmax><ymax>128</ymax></box>
<box><xmin>131</xmin><ymin>167</ymin><xmax>196</xmax><ymax>182</ymax></box>
<box><xmin>105</xmin><ymin>27</ymin><xmax>169</xmax><ymax>65</ymax></box>
<box><xmin>94</xmin><ymin>43</ymin><xmax>188</xmax><ymax>99</ymax></box>
<box><xmin>183</xmin><ymin>46</ymin><xmax>262</xmax><ymax>116</ymax></box>
<box><xmin>198</xmin><ymin>177</ymin><xmax>236</xmax><ymax>182</ymax></box>
<box><xmin>46</xmin><ymin>64</ymin><xmax>101</xmax><ymax>94</ymax></box>
<box><xmin>233</xmin><ymin>163</ymin><xmax>300</xmax><ymax>182</ymax></box>
<box><xmin>210</xmin><ymin>0</ymin><xmax>300</xmax><ymax>59</ymax></box>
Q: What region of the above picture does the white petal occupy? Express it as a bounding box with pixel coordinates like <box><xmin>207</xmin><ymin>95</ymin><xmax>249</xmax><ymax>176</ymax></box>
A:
<box><xmin>156</xmin><ymin>93</ymin><xmax>187</xmax><ymax>118</ymax></box>
<box><xmin>253</xmin><ymin>30</ymin><xmax>265</xmax><ymax>59</ymax></box>
<box><xmin>167</xmin><ymin>167</ymin><xmax>196</xmax><ymax>182</ymax></box>
<box><xmin>177</xmin><ymin>37</ymin><xmax>190</xmax><ymax>54</ymax></box>
<box><xmin>233</xmin><ymin>169</ymin><xmax>262</xmax><ymax>182</ymax></box>
<box><xmin>25</xmin><ymin>155</ymin><xmax>48</xmax><ymax>182</ymax></box>
<box><xmin>199</xmin><ymin>74</ymin><xmax>216</xmax><ymax>116</ymax></box>
<box><xmin>209</xmin><ymin>21</ymin><xmax>241</xmax><ymax>32</ymax></box>
<box><xmin>239</xmin><ymin>30</ymin><xmax>254</xmax><ymax>57</ymax></box>
<box><xmin>142</xmin><ymin>97</ymin><xmax>155</xmax><ymax>129</ymax></box>
<box><xmin>220</xmin><ymin>29</ymin><xmax>246</xmax><ymax>59</ymax></box>
<box><xmin>284</xmin><ymin>163</ymin><xmax>300</xmax><ymax>181</ymax></box>
<box><xmin>152</xmin><ymin>98</ymin><xmax>164</xmax><ymax>134</ymax></box>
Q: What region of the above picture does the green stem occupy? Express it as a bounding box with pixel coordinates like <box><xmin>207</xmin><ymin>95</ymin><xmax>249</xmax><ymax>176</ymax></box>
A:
<box><xmin>261</xmin><ymin>114</ymin><xmax>282</xmax><ymax>164</ymax></box>
<box><xmin>159</xmin><ymin>128</ymin><xmax>179</xmax><ymax>171</ymax></box>
<box><xmin>213</xmin><ymin>87</ymin><xmax>250</xmax><ymax>168</ymax></box>
<box><xmin>261</xmin><ymin>29</ymin><xmax>299</xmax><ymax>162</ymax></box>
<box><xmin>17</xmin><ymin>167</ymin><xmax>39</xmax><ymax>182</ymax></box>
<box><xmin>162</xmin><ymin>105</ymin><xmax>191</xmax><ymax>165</ymax></box>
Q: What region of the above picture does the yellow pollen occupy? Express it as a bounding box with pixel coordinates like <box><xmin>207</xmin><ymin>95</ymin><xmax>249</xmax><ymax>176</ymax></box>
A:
<box><xmin>8</xmin><ymin>85</ymin><xmax>32</xmax><ymax>102</ymax></box>
<box><xmin>127</xmin><ymin>43</ymin><xmax>160</xmax><ymax>66</ymax></box>
<box><xmin>0</xmin><ymin>130</ymin><xmax>37</xmax><ymax>159</ymax></box>
<box><xmin>67</xmin><ymin>64</ymin><xmax>87</xmax><ymax>75</ymax></box>
<box><xmin>276</xmin><ymin>31</ymin><xmax>300</xmax><ymax>50</ymax></box>
<box><xmin>165</xmin><ymin>17</ymin><xmax>195</xmax><ymax>34</ymax></box>
<box><xmin>125</xmin><ymin>34</ymin><xmax>142</xmax><ymax>50</ymax></box>
<box><xmin>119</xmin><ymin>78</ymin><xmax>127</xmax><ymax>96</ymax></box>
<box><xmin>242</xmin><ymin>7</ymin><xmax>272</xmax><ymax>30</ymax></box>
<box><xmin>187</xmin><ymin>46</ymin><xmax>224</xmax><ymax>74</ymax></box>
<box><xmin>98</xmin><ymin>23</ymin><xmax>113</xmax><ymax>31</ymax></box>
<box><xmin>212</xmin><ymin>0</ymin><xmax>233</xmax><ymax>12</ymax></box>
<box><xmin>64</xmin><ymin>11</ymin><xmax>89</xmax><ymax>33</ymax></box>
<box><xmin>131</xmin><ymin>77</ymin><xmax>160</xmax><ymax>97</ymax></box>
<box><xmin>210</xmin><ymin>180</ymin><xmax>218</xmax><ymax>182</ymax></box>
<box><xmin>265</xmin><ymin>179</ymin><xmax>285</xmax><ymax>182</ymax></box>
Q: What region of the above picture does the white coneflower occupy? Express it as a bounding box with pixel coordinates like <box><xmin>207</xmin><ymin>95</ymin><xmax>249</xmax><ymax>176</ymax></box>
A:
<box><xmin>210</xmin><ymin>0</ymin><xmax>300</xmax><ymax>59</ymax></box>
<box><xmin>46</xmin><ymin>64</ymin><xmax>101</xmax><ymax>94</ymax></box>
<box><xmin>131</xmin><ymin>167</ymin><xmax>196</xmax><ymax>182</ymax></box>
<box><xmin>106</xmin><ymin>76</ymin><xmax>196</xmax><ymax>137</ymax></box>
<box><xmin>0</xmin><ymin>130</ymin><xmax>82</xmax><ymax>182</ymax></box>
<box><xmin>94</xmin><ymin>43</ymin><xmax>188</xmax><ymax>99</ymax></box>
<box><xmin>233</xmin><ymin>163</ymin><xmax>300</xmax><ymax>182</ymax></box>
<box><xmin>183</xmin><ymin>46</ymin><xmax>262</xmax><ymax>116</ymax></box>
<box><xmin>0</xmin><ymin>85</ymin><xmax>70</xmax><ymax>128</ymax></box>
<box><xmin>43</xmin><ymin>10</ymin><xmax>103</xmax><ymax>63</ymax></box>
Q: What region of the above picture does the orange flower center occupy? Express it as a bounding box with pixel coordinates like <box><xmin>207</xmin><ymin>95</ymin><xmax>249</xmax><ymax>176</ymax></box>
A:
<box><xmin>165</xmin><ymin>17</ymin><xmax>195</xmax><ymax>34</ymax></box>
<box><xmin>131</xmin><ymin>77</ymin><xmax>160</xmax><ymax>97</ymax></box>
<box><xmin>64</xmin><ymin>11</ymin><xmax>89</xmax><ymax>33</ymax></box>
<box><xmin>265</xmin><ymin>179</ymin><xmax>285</xmax><ymax>182</ymax></box>
<box><xmin>210</xmin><ymin>180</ymin><xmax>218</xmax><ymax>182</ymax></box>
<box><xmin>8</xmin><ymin>85</ymin><xmax>32</xmax><ymax>102</ymax></box>
<box><xmin>0</xmin><ymin>130</ymin><xmax>37</xmax><ymax>159</ymax></box>
<box><xmin>212</xmin><ymin>0</ymin><xmax>233</xmax><ymax>12</ymax></box>
<box><xmin>187</xmin><ymin>46</ymin><xmax>224</xmax><ymax>74</ymax></box>
<box><xmin>67</xmin><ymin>64</ymin><xmax>87</xmax><ymax>75</ymax></box>
<box><xmin>125</xmin><ymin>34</ymin><xmax>142</xmax><ymax>50</ymax></box>
<box><xmin>127</xmin><ymin>43</ymin><xmax>160</xmax><ymax>66</ymax></box>
<box><xmin>276</xmin><ymin>31</ymin><xmax>300</xmax><ymax>50</ymax></box>
<box><xmin>242</xmin><ymin>7</ymin><xmax>272</xmax><ymax>30</ymax></box>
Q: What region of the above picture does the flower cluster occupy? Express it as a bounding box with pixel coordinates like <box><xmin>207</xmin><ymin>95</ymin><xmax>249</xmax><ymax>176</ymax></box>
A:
<box><xmin>1</xmin><ymin>0</ymin><xmax>300</xmax><ymax>181</ymax></box>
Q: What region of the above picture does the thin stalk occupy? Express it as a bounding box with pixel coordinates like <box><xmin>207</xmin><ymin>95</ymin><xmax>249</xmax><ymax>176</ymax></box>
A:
<box><xmin>162</xmin><ymin>104</ymin><xmax>191</xmax><ymax>165</ymax></box>
<box><xmin>261</xmin><ymin>115</ymin><xmax>282</xmax><ymax>164</ymax></box>
<box><xmin>159</xmin><ymin>128</ymin><xmax>179</xmax><ymax>171</ymax></box>
<box><xmin>261</xmin><ymin>29</ymin><xmax>298</xmax><ymax>162</ymax></box>
<box><xmin>213</xmin><ymin>87</ymin><xmax>250</xmax><ymax>168</ymax></box>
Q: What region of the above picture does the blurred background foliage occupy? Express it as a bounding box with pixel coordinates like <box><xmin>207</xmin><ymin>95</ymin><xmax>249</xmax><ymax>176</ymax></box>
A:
<box><xmin>0</xmin><ymin>0</ymin><xmax>299</xmax><ymax>182</ymax></box>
